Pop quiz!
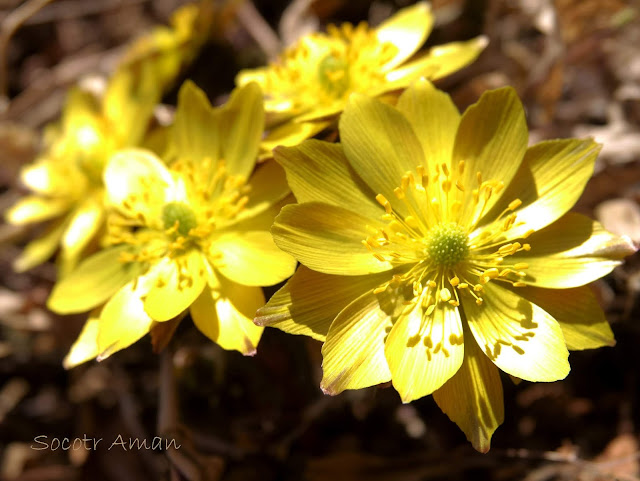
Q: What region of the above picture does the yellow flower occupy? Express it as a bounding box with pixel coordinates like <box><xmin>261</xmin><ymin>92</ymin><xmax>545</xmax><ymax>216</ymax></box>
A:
<box><xmin>48</xmin><ymin>82</ymin><xmax>295</xmax><ymax>367</ymax></box>
<box><xmin>6</xmin><ymin>87</ymin><xmax>118</xmax><ymax>274</ymax></box>
<box><xmin>255</xmin><ymin>80</ymin><xmax>636</xmax><ymax>452</ymax></box>
<box><xmin>5</xmin><ymin>1</ymin><xmax>213</xmax><ymax>274</ymax></box>
<box><xmin>236</xmin><ymin>2</ymin><xmax>487</xmax><ymax>155</ymax></box>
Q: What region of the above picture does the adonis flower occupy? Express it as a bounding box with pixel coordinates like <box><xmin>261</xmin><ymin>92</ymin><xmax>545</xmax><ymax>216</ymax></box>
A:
<box><xmin>48</xmin><ymin>82</ymin><xmax>295</xmax><ymax>367</ymax></box>
<box><xmin>255</xmin><ymin>80</ymin><xmax>636</xmax><ymax>451</ymax></box>
<box><xmin>5</xmin><ymin>2</ymin><xmax>213</xmax><ymax>274</ymax></box>
<box><xmin>236</xmin><ymin>2</ymin><xmax>486</xmax><ymax>154</ymax></box>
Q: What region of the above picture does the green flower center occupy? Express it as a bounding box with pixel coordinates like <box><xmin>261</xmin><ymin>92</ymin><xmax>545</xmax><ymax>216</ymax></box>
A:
<box><xmin>425</xmin><ymin>222</ymin><xmax>469</xmax><ymax>267</ymax></box>
<box><xmin>317</xmin><ymin>54</ymin><xmax>350</xmax><ymax>97</ymax></box>
<box><xmin>162</xmin><ymin>202</ymin><xmax>197</xmax><ymax>236</ymax></box>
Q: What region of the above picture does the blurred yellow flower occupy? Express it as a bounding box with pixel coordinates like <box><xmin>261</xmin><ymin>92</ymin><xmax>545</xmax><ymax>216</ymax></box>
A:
<box><xmin>236</xmin><ymin>2</ymin><xmax>486</xmax><ymax>155</ymax></box>
<box><xmin>5</xmin><ymin>1</ymin><xmax>214</xmax><ymax>274</ymax></box>
<box><xmin>48</xmin><ymin>82</ymin><xmax>295</xmax><ymax>367</ymax></box>
<box><xmin>256</xmin><ymin>80</ymin><xmax>636</xmax><ymax>452</ymax></box>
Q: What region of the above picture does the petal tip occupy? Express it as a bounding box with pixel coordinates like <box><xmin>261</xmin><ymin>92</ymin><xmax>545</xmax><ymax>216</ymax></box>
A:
<box><xmin>473</xmin><ymin>441</ymin><xmax>491</xmax><ymax>454</ymax></box>
<box><xmin>474</xmin><ymin>35</ymin><xmax>490</xmax><ymax>50</ymax></box>
<box><xmin>319</xmin><ymin>380</ymin><xmax>339</xmax><ymax>396</ymax></box>
<box><xmin>252</xmin><ymin>314</ymin><xmax>266</xmax><ymax>327</ymax></box>
<box><xmin>621</xmin><ymin>234</ymin><xmax>639</xmax><ymax>256</ymax></box>
<box><xmin>62</xmin><ymin>355</ymin><xmax>79</xmax><ymax>370</ymax></box>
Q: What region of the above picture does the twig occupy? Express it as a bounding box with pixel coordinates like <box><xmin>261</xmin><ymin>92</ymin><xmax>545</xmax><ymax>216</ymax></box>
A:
<box><xmin>157</xmin><ymin>347</ymin><xmax>178</xmax><ymax>436</ymax></box>
<box><xmin>497</xmin><ymin>446</ymin><xmax>640</xmax><ymax>481</ymax></box>
<box><xmin>23</xmin><ymin>0</ymin><xmax>149</xmax><ymax>25</ymax></box>
<box><xmin>0</xmin><ymin>0</ymin><xmax>56</xmax><ymax>113</ymax></box>
<box><xmin>1</xmin><ymin>46</ymin><xmax>123</xmax><ymax>125</ymax></box>
<box><xmin>273</xmin><ymin>395</ymin><xmax>337</xmax><ymax>458</ymax></box>
<box><xmin>236</xmin><ymin>0</ymin><xmax>281</xmax><ymax>61</ymax></box>
<box><xmin>112</xmin><ymin>366</ymin><xmax>162</xmax><ymax>476</ymax></box>
<box><xmin>158</xmin><ymin>347</ymin><xmax>226</xmax><ymax>481</ymax></box>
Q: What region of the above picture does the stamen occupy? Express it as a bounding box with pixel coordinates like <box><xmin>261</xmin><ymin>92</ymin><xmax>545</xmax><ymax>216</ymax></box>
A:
<box><xmin>440</xmin><ymin>288</ymin><xmax>452</xmax><ymax>302</ymax></box>
<box><xmin>508</xmin><ymin>199</ymin><xmax>522</xmax><ymax>210</ymax></box>
<box><xmin>376</xmin><ymin>194</ymin><xmax>392</xmax><ymax>214</ymax></box>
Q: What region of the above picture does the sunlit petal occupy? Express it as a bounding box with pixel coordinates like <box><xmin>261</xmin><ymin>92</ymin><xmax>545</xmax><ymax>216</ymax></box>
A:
<box><xmin>48</xmin><ymin>245</ymin><xmax>140</xmax><ymax>314</ymax></box>
<box><xmin>212</xmin><ymin>230</ymin><xmax>296</xmax><ymax>287</ymax></box>
<box><xmin>385</xmin><ymin>302</ymin><xmax>464</xmax><ymax>402</ymax></box>
<box><xmin>433</xmin><ymin>333</ymin><xmax>504</xmax><ymax>453</ymax></box>
<box><xmin>376</xmin><ymin>2</ymin><xmax>433</xmax><ymax>70</ymax></box>
<box><xmin>513</xmin><ymin>213</ymin><xmax>637</xmax><ymax>288</ymax></box>
<box><xmin>63</xmin><ymin>314</ymin><xmax>101</xmax><ymax>369</ymax></box>
<box><xmin>255</xmin><ymin>266</ymin><xmax>393</xmax><ymax>342</ymax></box>
<box><xmin>462</xmin><ymin>282</ymin><xmax>570</xmax><ymax>382</ymax></box>
<box><xmin>272</xmin><ymin>203</ymin><xmax>397</xmax><ymax>275</ymax></box>
<box><xmin>321</xmin><ymin>292</ymin><xmax>393</xmax><ymax>394</ymax></box>
<box><xmin>274</xmin><ymin>140</ymin><xmax>381</xmax><ymax>218</ymax></box>
<box><xmin>104</xmin><ymin>149</ymin><xmax>173</xmax><ymax>225</ymax></box>
<box><xmin>143</xmin><ymin>250</ymin><xmax>207</xmax><ymax>322</ymax></box>
<box><xmin>514</xmin><ymin>285</ymin><xmax>615</xmax><ymax>350</ymax></box>
<box><xmin>191</xmin><ymin>275</ymin><xmax>265</xmax><ymax>355</ymax></box>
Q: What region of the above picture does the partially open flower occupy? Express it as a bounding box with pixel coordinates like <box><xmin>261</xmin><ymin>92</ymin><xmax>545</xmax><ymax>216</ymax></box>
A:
<box><xmin>48</xmin><ymin>82</ymin><xmax>295</xmax><ymax>367</ymax></box>
<box><xmin>236</xmin><ymin>2</ymin><xmax>487</xmax><ymax>155</ymax></box>
<box><xmin>5</xmin><ymin>1</ymin><xmax>213</xmax><ymax>274</ymax></box>
<box><xmin>256</xmin><ymin>80</ymin><xmax>636</xmax><ymax>452</ymax></box>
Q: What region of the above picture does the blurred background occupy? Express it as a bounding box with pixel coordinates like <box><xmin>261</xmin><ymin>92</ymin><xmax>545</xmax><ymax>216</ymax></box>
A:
<box><xmin>0</xmin><ymin>0</ymin><xmax>639</xmax><ymax>480</ymax></box>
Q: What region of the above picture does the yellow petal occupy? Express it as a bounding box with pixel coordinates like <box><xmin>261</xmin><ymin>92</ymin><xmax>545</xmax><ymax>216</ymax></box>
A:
<box><xmin>235</xmin><ymin>66</ymin><xmax>268</xmax><ymax>89</ymax></box>
<box><xmin>272</xmin><ymin>203</ymin><xmax>397</xmax><ymax>275</ymax></box>
<box><xmin>512</xmin><ymin>213</ymin><xmax>637</xmax><ymax>288</ymax></box>
<box><xmin>103</xmin><ymin>62</ymin><xmax>161</xmax><ymax>147</ymax></box>
<box><xmin>13</xmin><ymin>219</ymin><xmax>66</xmax><ymax>272</ymax></box>
<box><xmin>61</xmin><ymin>87</ymin><xmax>101</xmax><ymax>128</ymax></box>
<box><xmin>143</xmin><ymin>250</ymin><xmax>207</xmax><ymax>322</ymax></box>
<box><xmin>376</xmin><ymin>2</ymin><xmax>433</xmax><ymax>70</ymax></box>
<box><xmin>233</xmin><ymin>159</ymin><xmax>290</xmax><ymax>223</ymax></box>
<box><xmin>514</xmin><ymin>285</ymin><xmax>614</xmax><ymax>350</ymax></box>
<box><xmin>462</xmin><ymin>282</ymin><xmax>570</xmax><ymax>382</ymax></box>
<box><xmin>387</xmin><ymin>36</ymin><xmax>488</xmax><ymax>83</ymax></box>
<box><xmin>5</xmin><ymin>195</ymin><xmax>69</xmax><ymax>224</ymax></box>
<box><xmin>396</xmin><ymin>79</ymin><xmax>460</xmax><ymax>166</ymax></box>
<box><xmin>228</xmin><ymin>193</ymin><xmax>293</xmax><ymax>233</ymax></box>
<box><xmin>219</xmin><ymin>83</ymin><xmax>264</xmax><ymax>178</ymax></box>
<box><xmin>255</xmin><ymin>265</ymin><xmax>392</xmax><ymax>342</ymax></box>
<box><xmin>385</xmin><ymin>302</ymin><xmax>464</xmax><ymax>402</ymax></box>
<box><xmin>273</xmin><ymin>140</ymin><xmax>381</xmax><ymax>219</ymax></box>
<box><xmin>21</xmin><ymin>160</ymin><xmax>71</xmax><ymax>196</ymax></box>
<box><xmin>97</xmin><ymin>277</ymin><xmax>155</xmax><ymax>360</ymax></box>
<box><xmin>63</xmin><ymin>314</ymin><xmax>100</xmax><ymax>368</ymax></box>
<box><xmin>48</xmin><ymin>245</ymin><xmax>140</xmax><ymax>314</ymax></box>
<box><xmin>104</xmin><ymin>149</ymin><xmax>173</xmax><ymax>225</ymax></box>
<box><xmin>321</xmin><ymin>292</ymin><xmax>392</xmax><ymax>394</ymax></box>
<box><xmin>340</xmin><ymin>94</ymin><xmax>425</xmax><ymax>217</ymax></box>
<box><xmin>480</xmin><ymin>139</ymin><xmax>601</xmax><ymax>238</ymax></box>
<box><xmin>433</xmin><ymin>333</ymin><xmax>504</xmax><ymax>453</ymax></box>
<box><xmin>453</xmin><ymin>87</ymin><xmax>528</xmax><ymax>227</ymax></box>
<box><xmin>294</xmin><ymin>103</ymin><xmax>344</xmax><ymax>123</ymax></box>
<box><xmin>190</xmin><ymin>274</ymin><xmax>265</xmax><ymax>355</ymax></box>
<box><xmin>261</xmin><ymin>119</ymin><xmax>331</xmax><ymax>154</ymax></box>
<box><xmin>59</xmin><ymin>196</ymin><xmax>104</xmax><ymax>265</ymax></box>
<box><xmin>172</xmin><ymin>80</ymin><xmax>220</xmax><ymax>164</ymax></box>
<box><xmin>212</xmin><ymin>230</ymin><xmax>296</xmax><ymax>287</ymax></box>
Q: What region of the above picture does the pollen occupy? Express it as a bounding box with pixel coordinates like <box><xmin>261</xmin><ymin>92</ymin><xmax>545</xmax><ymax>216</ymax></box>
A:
<box><xmin>425</xmin><ymin>222</ymin><xmax>469</xmax><ymax>267</ymax></box>
<box><xmin>162</xmin><ymin>202</ymin><xmax>198</xmax><ymax>237</ymax></box>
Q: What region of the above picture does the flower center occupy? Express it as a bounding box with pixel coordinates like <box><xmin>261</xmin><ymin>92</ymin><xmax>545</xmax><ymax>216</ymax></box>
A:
<box><xmin>317</xmin><ymin>53</ymin><xmax>350</xmax><ymax>97</ymax></box>
<box><xmin>162</xmin><ymin>202</ymin><xmax>197</xmax><ymax>236</ymax></box>
<box><xmin>425</xmin><ymin>222</ymin><xmax>469</xmax><ymax>267</ymax></box>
